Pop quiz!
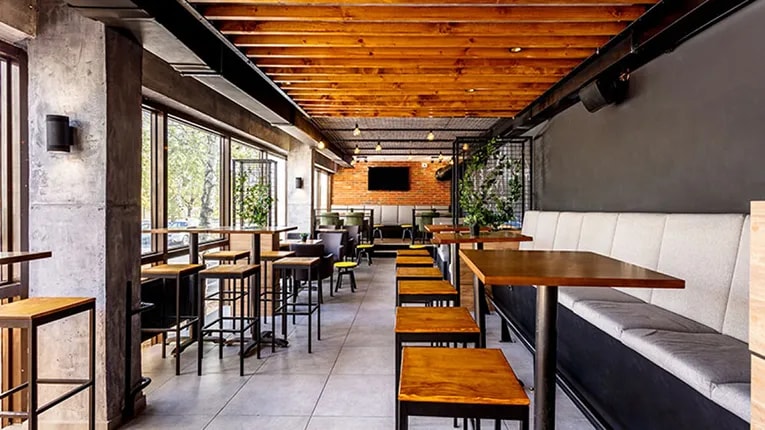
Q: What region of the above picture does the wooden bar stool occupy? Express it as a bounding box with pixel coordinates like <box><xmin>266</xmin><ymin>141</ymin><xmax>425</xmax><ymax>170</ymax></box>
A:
<box><xmin>0</xmin><ymin>297</ymin><xmax>96</xmax><ymax>430</ymax></box>
<box><xmin>201</xmin><ymin>250</ymin><xmax>250</xmax><ymax>264</ymax></box>
<box><xmin>272</xmin><ymin>257</ymin><xmax>321</xmax><ymax>353</ymax></box>
<box><xmin>356</xmin><ymin>243</ymin><xmax>374</xmax><ymax>265</ymax></box>
<box><xmin>397</xmin><ymin>280</ymin><xmax>458</xmax><ymax>306</ymax></box>
<box><xmin>199</xmin><ymin>264</ymin><xmax>261</xmax><ymax>374</ymax></box>
<box><xmin>141</xmin><ymin>263</ymin><xmax>205</xmax><ymax>375</ymax></box>
<box><xmin>397</xmin><ymin>249</ymin><xmax>430</xmax><ymax>257</ymax></box>
<box><xmin>395</xmin><ymin>266</ymin><xmax>443</xmax><ymax>299</ymax></box>
<box><xmin>398</xmin><ymin>347</ymin><xmax>529</xmax><ymax>430</ymax></box>
<box><xmin>260</xmin><ymin>250</ymin><xmax>296</xmax><ymax>325</ymax></box>
<box><xmin>334</xmin><ymin>261</ymin><xmax>358</xmax><ymax>293</ymax></box>
<box><xmin>395</xmin><ymin>256</ymin><xmax>434</xmax><ymax>269</ymax></box>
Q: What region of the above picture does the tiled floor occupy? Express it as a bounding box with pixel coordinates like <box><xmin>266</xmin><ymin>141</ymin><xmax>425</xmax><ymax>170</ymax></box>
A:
<box><xmin>126</xmin><ymin>258</ymin><xmax>594</xmax><ymax>430</ymax></box>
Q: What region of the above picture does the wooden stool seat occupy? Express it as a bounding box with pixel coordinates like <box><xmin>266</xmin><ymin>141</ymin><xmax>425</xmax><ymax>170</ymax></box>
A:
<box><xmin>200</xmin><ymin>263</ymin><xmax>260</xmax><ymax>279</ymax></box>
<box><xmin>202</xmin><ymin>250</ymin><xmax>250</xmax><ymax>262</ymax></box>
<box><xmin>397</xmin><ymin>280</ymin><xmax>458</xmax><ymax>306</ymax></box>
<box><xmin>141</xmin><ymin>263</ymin><xmax>205</xmax><ymax>278</ymax></box>
<box><xmin>0</xmin><ymin>297</ymin><xmax>96</xmax><ymax>430</ymax></box>
<box><xmin>395</xmin><ymin>256</ymin><xmax>434</xmax><ymax>268</ymax></box>
<box><xmin>396</xmin><ymin>267</ymin><xmax>442</xmax><ymax>280</ymax></box>
<box><xmin>397</xmin><ymin>249</ymin><xmax>429</xmax><ymax>257</ymax></box>
<box><xmin>395</xmin><ymin>307</ymin><xmax>478</xmax><ymax>334</ymax></box>
<box><xmin>398</xmin><ymin>347</ymin><xmax>529</xmax><ymax>430</ymax></box>
<box><xmin>261</xmin><ymin>250</ymin><xmax>296</xmax><ymax>261</ymax></box>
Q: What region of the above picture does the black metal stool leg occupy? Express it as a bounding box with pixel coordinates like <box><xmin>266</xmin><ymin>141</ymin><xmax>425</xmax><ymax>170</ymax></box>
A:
<box><xmin>350</xmin><ymin>270</ymin><xmax>357</xmax><ymax>292</ymax></box>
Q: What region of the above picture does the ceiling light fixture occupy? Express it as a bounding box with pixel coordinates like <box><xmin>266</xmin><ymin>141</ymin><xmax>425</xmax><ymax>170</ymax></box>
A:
<box><xmin>510</xmin><ymin>47</ymin><xmax>523</xmax><ymax>53</ymax></box>
<box><xmin>408</xmin><ymin>153</ymin><xmax>413</xmax><ymax>161</ymax></box>
<box><xmin>426</xmin><ymin>131</ymin><xmax>435</xmax><ymax>141</ymax></box>
<box><xmin>375</xmin><ymin>141</ymin><xmax>382</xmax><ymax>152</ymax></box>
<box><xmin>354</xmin><ymin>145</ymin><xmax>360</xmax><ymax>154</ymax></box>
<box><xmin>317</xmin><ymin>140</ymin><xmax>325</xmax><ymax>150</ymax></box>
<box><xmin>462</xmin><ymin>143</ymin><xmax>469</xmax><ymax>152</ymax></box>
<box><xmin>353</xmin><ymin>123</ymin><xmax>361</xmax><ymax>136</ymax></box>
<box><xmin>466</xmin><ymin>88</ymin><xmax>476</xmax><ymax>93</ymax></box>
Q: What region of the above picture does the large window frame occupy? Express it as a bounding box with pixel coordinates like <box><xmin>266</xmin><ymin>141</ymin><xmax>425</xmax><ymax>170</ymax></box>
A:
<box><xmin>140</xmin><ymin>100</ymin><xmax>288</xmax><ymax>265</ymax></box>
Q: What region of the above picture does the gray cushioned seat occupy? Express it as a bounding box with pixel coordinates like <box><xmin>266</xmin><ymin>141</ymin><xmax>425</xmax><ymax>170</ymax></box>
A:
<box><xmin>621</xmin><ymin>329</ymin><xmax>750</xmax><ymax>398</ymax></box>
<box><xmin>711</xmin><ymin>382</ymin><xmax>750</xmax><ymax>422</ymax></box>
<box><xmin>558</xmin><ymin>287</ymin><xmax>642</xmax><ymax>310</ymax></box>
<box><xmin>572</xmin><ymin>301</ymin><xmax>715</xmax><ymax>339</ymax></box>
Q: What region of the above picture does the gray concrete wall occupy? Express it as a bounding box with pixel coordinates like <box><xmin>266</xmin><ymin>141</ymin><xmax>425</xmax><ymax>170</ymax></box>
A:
<box><xmin>534</xmin><ymin>1</ymin><xmax>765</xmax><ymax>214</ymax></box>
<box><xmin>0</xmin><ymin>0</ymin><xmax>36</xmax><ymax>43</ymax></box>
<box><xmin>27</xmin><ymin>0</ymin><xmax>141</xmax><ymax>427</ymax></box>
<box><xmin>287</xmin><ymin>143</ymin><xmax>315</xmax><ymax>233</ymax></box>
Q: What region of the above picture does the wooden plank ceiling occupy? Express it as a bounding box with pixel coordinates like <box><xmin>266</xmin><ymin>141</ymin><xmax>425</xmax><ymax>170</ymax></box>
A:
<box><xmin>192</xmin><ymin>0</ymin><xmax>658</xmax><ymax>120</ymax></box>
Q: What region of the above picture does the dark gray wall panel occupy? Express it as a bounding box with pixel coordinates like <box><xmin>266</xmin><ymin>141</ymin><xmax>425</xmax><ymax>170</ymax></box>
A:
<box><xmin>535</xmin><ymin>0</ymin><xmax>765</xmax><ymax>213</ymax></box>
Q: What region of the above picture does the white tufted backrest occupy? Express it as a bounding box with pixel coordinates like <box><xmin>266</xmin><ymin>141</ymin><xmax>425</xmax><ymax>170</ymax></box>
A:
<box><xmin>519</xmin><ymin>211</ymin><xmax>540</xmax><ymax>250</ymax></box>
<box><xmin>398</xmin><ymin>206</ymin><xmax>414</xmax><ymax>225</ymax></box>
<box><xmin>610</xmin><ymin>213</ymin><xmax>668</xmax><ymax>302</ymax></box>
<box><xmin>577</xmin><ymin>213</ymin><xmax>619</xmax><ymax>256</ymax></box>
<box><xmin>722</xmin><ymin>216</ymin><xmax>750</xmax><ymax>342</ymax></box>
<box><xmin>650</xmin><ymin>214</ymin><xmax>743</xmax><ymax>331</ymax></box>
<box><xmin>533</xmin><ymin>212</ymin><xmax>560</xmax><ymax>250</ymax></box>
<box><xmin>380</xmin><ymin>206</ymin><xmax>399</xmax><ymax>224</ymax></box>
<box><xmin>552</xmin><ymin>212</ymin><xmax>584</xmax><ymax>251</ymax></box>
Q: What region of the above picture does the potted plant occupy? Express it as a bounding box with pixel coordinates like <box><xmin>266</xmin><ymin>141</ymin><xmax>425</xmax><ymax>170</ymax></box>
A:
<box><xmin>234</xmin><ymin>170</ymin><xmax>274</xmax><ymax>228</ymax></box>
<box><xmin>300</xmin><ymin>232</ymin><xmax>309</xmax><ymax>242</ymax></box>
<box><xmin>459</xmin><ymin>138</ymin><xmax>523</xmax><ymax>236</ymax></box>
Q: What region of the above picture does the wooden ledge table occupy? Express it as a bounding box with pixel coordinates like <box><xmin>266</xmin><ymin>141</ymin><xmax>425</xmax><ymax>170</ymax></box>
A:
<box><xmin>0</xmin><ymin>252</ymin><xmax>52</xmax><ymax>265</ymax></box>
<box><xmin>459</xmin><ymin>249</ymin><xmax>684</xmax><ymax>430</ymax></box>
<box><xmin>432</xmin><ymin>231</ymin><xmax>532</xmax><ymax>343</ymax></box>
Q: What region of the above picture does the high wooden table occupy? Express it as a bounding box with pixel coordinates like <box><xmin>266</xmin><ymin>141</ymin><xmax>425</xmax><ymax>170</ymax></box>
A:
<box><xmin>459</xmin><ymin>250</ymin><xmax>684</xmax><ymax>430</ymax></box>
<box><xmin>0</xmin><ymin>252</ymin><xmax>52</xmax><ymax>265</ymax></box>
<box><xmin>423</xmin><ymin>225</ymin><xmax>491</xmax><ymax>234</ymax></box>
<box><xmin>432</xmin><ymin>231</ymin><xmax>532</xmax><ymax>343</ymax></box>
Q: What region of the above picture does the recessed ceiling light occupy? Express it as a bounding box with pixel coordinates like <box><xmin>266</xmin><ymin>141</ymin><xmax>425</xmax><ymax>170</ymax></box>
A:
<box><xmin>466</xmin><ymin>88</ymin><xmax>476</xmax><ymax>93</ymax></box>
<box><xmin>353</xmin><ymin>123</ymin><xmax>361</xmax><ymax>136</ymax></box>
<box><xmin>283</xmin><ymin>81</ymin><xmax>291</xmax><ymax>86</ymax></box>
<box><xmin>510</xmin><ymin>47</ymin><xmax>523</xmax><ymax>53</ymax></box>
<box><xmin>462</xmin><ymin>143</ymin><xmax>469</xmax><ymax>152</ymax></box>
<box><xmin>375</xmin><ymin>142</ymin><xmax>382</xmax><ymax>152</ymax></box>
<box><xmin>318</xmin><ymin>140</ymin><xmax>325</xmax><ymax>150</ymax></box>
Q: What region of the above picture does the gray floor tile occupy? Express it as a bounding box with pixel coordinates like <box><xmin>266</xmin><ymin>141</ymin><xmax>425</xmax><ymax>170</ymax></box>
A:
<box><xmin>306</xmin><ymin>416</ymin><xmax>393</xmax><ymax>430</ymax></box>
<box><xmin>205</xmin><ymin>415</ymin><xmax>310</xmax><ymax>430</ymax></box>
<box><xmin>122</xmin><ymin>413</ymin><xmax>213</xmax><ymax>429</ymax></box>
<box><xmin>313</xmin><ymin>374</ymin><xmax>394</xmax><ymax>417</ymax></box>
<box><xmin>332</xmin><ymin>346</ymin><xmax>394</xmax><ymax>375</ymax></box>
<box><xmin>144</xmin><ymin>373</ymin><xmax>247</xmax><ymax>416</ymax></box>
<box><xmin>219</xmin><ymin>374</ymin><xmax>328</xmax><ymax>416</ymax></box>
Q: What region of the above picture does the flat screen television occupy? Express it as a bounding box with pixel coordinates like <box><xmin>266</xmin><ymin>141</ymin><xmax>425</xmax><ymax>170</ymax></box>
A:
<box><xmin>368</xmin><ymin>167</ymin><xmax>410</xmax><ymax>191</ymax></box>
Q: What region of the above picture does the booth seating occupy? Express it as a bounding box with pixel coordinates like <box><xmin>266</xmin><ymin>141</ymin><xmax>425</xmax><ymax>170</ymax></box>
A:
<box><xmin>493</xmin><ymin>211</ymin><xmax>750</xmax><ymax>429</ymax></box>
<box><xmin>331</xmin><ymin>205</ymin><xmax>449</xmax><ymax>238</ymax></box>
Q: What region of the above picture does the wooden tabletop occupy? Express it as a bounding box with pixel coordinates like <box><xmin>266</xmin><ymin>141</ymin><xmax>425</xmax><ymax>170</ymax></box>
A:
<box><xmin>0</xmin><ymin>251</ymin><xmax>52</xmax><ymax>265</ymax></box>
<box><xmin>141</xmin><ymin>263</ymin><xmax>206</xmax><ymax>278</ymax></box>
<box><xmin>396</xmin><ymin>249</ymin><xmax>430</xmax><ymax>257</ymax></box>
<box><xmin>0</xmin><ymin>297</ymin><xmax>95</xmax><ymax>321</ymax></box>
<box><xmin>202</xmin><ymin>250</ymin><xmax>250</xmax><ymax>260</ymax></box>
<box><xmin>146</xmin><ymin>226</ymin><xmax>297</xmax><ymax>234</ymax></box>
<box><xmin>432</xmin><ymin>231</ymin><xmax>532</xmax><ymax>245</ymax></box>
<box><xmin>396</xmin><ymin>307</ymin><xmax>478</xmax><ymax>333</ymax></box>
<box><xmin>272</xmin><ymin>256</ymin><xmax>320</xmax><ymax>267</ymax></box>
<box><xmin>399</xmin><ymin>347</ymin><xmax>529</xmax><ymax>406</ymax></box>
<box><xmin>398</xmin><ymin>280</ymin><xmax>457</xmax><ymax>296</ymax></box>
<box><xmin>200</xmin><ymin>264</ymin><xmax>260</xmax><ymax>276</ymax></box>
<box><xmin>261</xmin><ymin>250</ymin><xmax>296</xmax><ymax>260</ymax></box>
<box><xmin>424</xmin><ymin>225</ymin><xmax>491</xmax><ymax>233</ymax></box>
<box><xmin>395</xmin><ymin>256</ymin><xmax>434</xmax><ymax>266</ymax></box>
<box><xmin>281</xmin><ymin>239</ymin><xmax>323</xmax><ymax>246</ymax></box>
<box><xmin>459</xmin><ymin>250</ymin><xmax>685</xmax><ymax>289</ymax></box>
<box><xmin>396</xmin><ymin>267</ymin><xmax>443</xmax><ymax>280</ymax></box>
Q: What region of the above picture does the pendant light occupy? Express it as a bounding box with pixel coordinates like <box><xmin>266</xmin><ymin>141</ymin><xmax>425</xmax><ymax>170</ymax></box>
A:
<box><xmin>354</xmin><ymin>145</ymin><xmax>360</xmax><ymax>155</ymax></box>
<box><xmin>426</xmin><ymin>130</ymin><xmax>435</xmax><ymax>141</ymax></box>
<box><xmin>375</xmin><ymin>141</ymin><xmax>382</xmax><ymax>152</ymax></box>
<box><xmin>353</xmin><ymin>123</ymin><xmax>361</xmax><ymax>136</ymax></box>
<box><xmin>317</xmin><ymin>140</ymin><xmax>325</xmax><ymax>150</ymax></box>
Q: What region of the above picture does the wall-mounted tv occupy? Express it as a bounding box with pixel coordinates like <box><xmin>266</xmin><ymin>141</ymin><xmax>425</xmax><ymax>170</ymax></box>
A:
<box><xmin>368</xmin><ymin>167</ymin><xmax>410</xmax><ymax>191</ymax></box>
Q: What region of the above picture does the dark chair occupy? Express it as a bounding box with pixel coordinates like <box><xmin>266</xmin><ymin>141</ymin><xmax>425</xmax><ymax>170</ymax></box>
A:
<box><xmin>319</xmin><ymin>231</ymin><xmax>348</xmax><ymax>263</ymax></box>
<box><xmin>289</xmin><ymin>243</ymin><xmax>334</xmax><ymax>302</ymax></box>
<box><xmin>344</xmin><ymin>225</ymin><xmax>361</xmax><ymax>260</ymax></box>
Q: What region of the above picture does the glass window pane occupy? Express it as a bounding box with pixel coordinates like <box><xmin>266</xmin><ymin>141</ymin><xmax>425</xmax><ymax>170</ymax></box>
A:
<box><xmin>231</xmin><ymin>139</ymin><xmax>261</xmax><ymax>161</ymax></box>
<box><xmin>167</xmin><ymin>118</ymin><xmax>221</xmax><ymax>246</ymax></box>
<box><xmin>140</xmin><ymin>110</ymin><xmax>153</xmax><ymax>254</ymax></box>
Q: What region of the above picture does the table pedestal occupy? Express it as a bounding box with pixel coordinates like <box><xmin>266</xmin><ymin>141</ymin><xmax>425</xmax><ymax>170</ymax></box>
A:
<box><xmin>535</xmin><ymin>285</ymin><xmax>558</xmax><ymax>430</ymax></box>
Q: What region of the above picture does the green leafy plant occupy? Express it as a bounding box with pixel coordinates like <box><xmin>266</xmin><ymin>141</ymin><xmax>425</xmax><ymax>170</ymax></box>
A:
<box><xmin>234</xmin><ymin>170</ymin><xmax>274</xmax><ymax>227</ymax></box>
<box><xmin>459</xmin><ymin>138</ymin><xmax>523</xmax><ymax>229</ymax></box>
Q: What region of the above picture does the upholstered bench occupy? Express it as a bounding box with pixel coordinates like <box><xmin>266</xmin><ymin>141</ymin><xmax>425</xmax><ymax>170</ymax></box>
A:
<box><xmin>492</xmin><ymin>211</ymin><xmax>751</xmax><ymax>429</ymax></box>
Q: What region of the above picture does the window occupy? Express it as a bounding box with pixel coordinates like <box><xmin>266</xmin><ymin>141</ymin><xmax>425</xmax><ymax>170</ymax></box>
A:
<box><xmin>314</xmin><ymin>169</ymin><xmax>330</xmax><ymax>213</ymax></box>
<box><xmin>167</xmin><ymin>117</ymin><xmax>221</xmax><ymax>246</ymax></box>
<box><xmin>267</xmin><ymin>153</ymin><xmax>287</xmax><ymax>226</ymax></box>
<box><xmin>0</xmin><ymin>47</ymin><xmax>23</xmax><ymax>285</ymax></box>
<box><xmin>231</xmin><ymin>139</ymin><xmax>262</xmax><ymax>161</ymax></box>
<box><xmin>140</xmin><ymin>109</ymin><xmax>153</xmax><ymax>254</ymax></box>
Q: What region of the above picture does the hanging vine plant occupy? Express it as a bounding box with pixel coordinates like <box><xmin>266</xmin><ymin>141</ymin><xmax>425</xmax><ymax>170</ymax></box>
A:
<box><xmin>234</xmin><ymin>169</ymin><xmax>274</xmax><ymax>227</ymax></box>
<box><xmin>459</xmin><ymin>138</ymin><xmax>523</xmax><ymax>235</ymax></box>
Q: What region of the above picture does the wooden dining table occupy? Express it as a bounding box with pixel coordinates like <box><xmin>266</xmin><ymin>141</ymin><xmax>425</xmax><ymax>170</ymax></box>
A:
<box><xmin>423</xmin><ymin>224</ymin><xmax>491</xmax><ymax>234</ymax></box>
<box><xmin>431</xmin><ymin>231</ymin><xmax>532</xmax><ymax>345</ymax></box>
<box><xmin>459</xmin><ymin>249</ymin><xmax>684</xmax><ymax>430</ymax></box>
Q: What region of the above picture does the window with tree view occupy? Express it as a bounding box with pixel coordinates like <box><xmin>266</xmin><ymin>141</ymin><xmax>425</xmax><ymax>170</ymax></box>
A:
<box><xmin>167</xmin><ymin>118</ymin><xmax>221</xmax><ymax>246</ymax></box>
<box><xmin>140</xmin><ymin>109</ymin><xmax>153</xmax><ymax>254</ymax></box>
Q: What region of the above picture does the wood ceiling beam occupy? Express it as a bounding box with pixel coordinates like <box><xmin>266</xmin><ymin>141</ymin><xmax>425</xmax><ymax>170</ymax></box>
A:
<box><xmin>292</xmin><ymin>94</ymin><xmax>540</xmax><ymax>102</ymax></box>
<box><xmin>248</xmin><ymin>47</ymin><xmax>592</xmax><ymax>60</ymax></box>
<box><xmin>275</xmin><ymin>74</ymin><xmax>563</xmax><ymax>83</ymax></box>
<box><xmin>218</xmin><ymin>21</ymin><xmax>629</xmax><ymax>36</ymax></box>
<box><xmin>194</xmin><ymin>0</ymin><xmax>654</xmax><ymax>5</ymax></box>
<box><xmin>202</xmin><ymin>5</ymin><xmax>648</xmax><ymax>23</ymax></box>
<box><xmin>307</xmin><ymin>110</ymin><xmax>518</xmax><ymax>117</ymax></box>
<box><xmin>281</xmin><ymin>81</ymin><xmax>552</xmax><ymax>90</ymax></box>
<box><xmin>263</xmin><ymin>66</ymin><xmax>573</xmax><ymax>76</ymax></box>
<box><xmin>286</xmin><ymin>89</ymin><xmax>543</xmax><ymax>96</ymax></box>
<box><xmin>235</xmin><ymin>35</ymin><xmax>609</xmax><ymax>49</ymax></box>
<box><xmin>254</xmin><ymin>57</ymin><xmax>582</xmax><ymax>68</ymax></box>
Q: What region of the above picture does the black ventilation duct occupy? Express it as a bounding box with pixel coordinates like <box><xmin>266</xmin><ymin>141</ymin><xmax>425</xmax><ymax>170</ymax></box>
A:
<box><xmin>578</xmin><ymin>75</ymin><xmax>630</xmax><ymax>113</ymax></box>
<box><xmin>435</xmin><ymin>165</ymin><xmax>453</xmax><ymax>181</ymax></box>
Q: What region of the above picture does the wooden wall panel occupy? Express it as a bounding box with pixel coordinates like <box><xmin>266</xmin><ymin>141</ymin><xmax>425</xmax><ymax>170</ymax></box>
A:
<box><xmin>750</xmin><ymin>201</ymin><xmax>765</xmax><ymax>354</ymax></box>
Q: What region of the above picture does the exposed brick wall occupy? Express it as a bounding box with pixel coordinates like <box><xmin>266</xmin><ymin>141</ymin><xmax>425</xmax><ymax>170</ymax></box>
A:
<box><xmin>331</xmin><ymin>161</ymin><xmax>451</xmax><ymax>206</ymax></box>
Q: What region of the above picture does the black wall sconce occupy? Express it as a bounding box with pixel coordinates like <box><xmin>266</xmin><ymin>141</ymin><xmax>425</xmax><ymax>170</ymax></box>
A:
<box><xmin>295</xmin><ymin>177</ymin><xmax>304</xmax><ymax>189</ymax></box>
<box><xmin>46</xmin><ymin>114</ymin><xmax>74</xmax><ymax>152</ymax></box>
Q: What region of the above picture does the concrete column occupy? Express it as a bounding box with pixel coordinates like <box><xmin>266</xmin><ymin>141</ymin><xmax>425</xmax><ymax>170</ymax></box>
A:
<box><xmin>27</xmin><ymin>1</ymin><xmax>142</xmax><ymax>428</ymax></box>
<box><xmin>286</xmin><ymin>141</ymin><xmax>315</xmax><ymax>233</ymax></box>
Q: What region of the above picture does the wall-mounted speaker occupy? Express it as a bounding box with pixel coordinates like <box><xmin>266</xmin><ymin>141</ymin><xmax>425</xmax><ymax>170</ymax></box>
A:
<box><xmin>579</xmin><ymin>75</ymin><xmax>629</xmax><ymax>113</ymax></box>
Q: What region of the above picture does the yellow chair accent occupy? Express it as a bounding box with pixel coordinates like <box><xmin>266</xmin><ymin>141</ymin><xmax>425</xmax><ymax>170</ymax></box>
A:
<box><xmin>334</xmin><ymin>261</ymin><xmax>358</xmax><ymax>292</ymax></box>
<box><xmin>409</xmin><ymin>244</ymin><xmax>426</xmax><ymax>250</ymax></box>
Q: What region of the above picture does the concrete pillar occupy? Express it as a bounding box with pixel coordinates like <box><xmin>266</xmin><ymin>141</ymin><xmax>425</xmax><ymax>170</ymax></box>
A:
<box><xmin>287</xmin><ymin>141</ymin><xmax>315</xmax><ymax>233</ymax></box>
<box><xmin>27</xmin><ymin>1</ymin><xmax>142</xmax><ymax>428</ymax></box>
